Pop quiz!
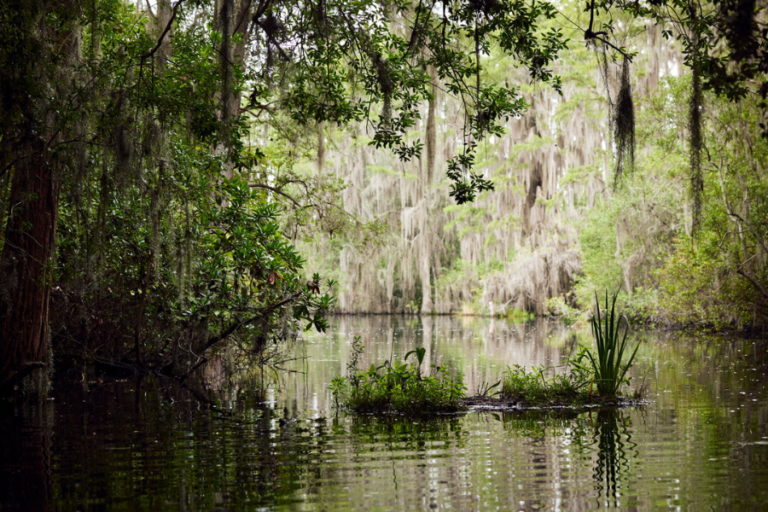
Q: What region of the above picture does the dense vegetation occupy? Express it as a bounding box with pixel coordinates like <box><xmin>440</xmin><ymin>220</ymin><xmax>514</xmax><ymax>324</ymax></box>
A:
<box><xmin>576</xmin><ymin>74</ymin><xmax>768</xmax><ymax>328</ymax></box>
<box><xmin>331</xmin><ymin>296</ymin><xmax>643</xmax><ymax>413</ymax></box>
<box><xmin>0</xmin><ymin>0</ymin><xmax>572</xmax><ymax>395</ymax></box>
<box><xmin>291</xmin><ymin>1</ymin><xmax>768</xmax><ymax>328</ymax></box>
<box><xmin>330</xmin><ymin>341</ymin><xmax>467</xmax><ymax>414</ymax></box>
<box><xmin>1</xmin><ymin>0</ymin><xmax>766</xmax><ymax>397</ymax></box>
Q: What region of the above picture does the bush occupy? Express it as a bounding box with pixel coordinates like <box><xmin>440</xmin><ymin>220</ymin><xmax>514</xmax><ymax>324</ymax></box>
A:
<box><xmin>330</xmin><ymin>347</ymin><xmax>466</xmax><ymax>414</ymax></box>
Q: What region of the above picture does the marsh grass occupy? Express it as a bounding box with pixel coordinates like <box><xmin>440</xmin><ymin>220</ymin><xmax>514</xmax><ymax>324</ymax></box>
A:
<box><xmin>495</xmin><ymin>360</ymin><xmax>643</xmax><ymax>407</ymax></box>
<box><xmin>574</xmin><ymin>292</ymin><xmax>641</xmax><ymax>396</ymax></box>
<box><xmin>499</xmin><ymin>364</ymin><xmax>592</xmax><ymax>406</ymax></box>
<box><xmin>498</xmin><ymin>292</ymin><xmax>643</xmax><ymax>405</ymax></box>
<box><xmin>502</xmin><ymin>365</ymin><xmax>578</xmax><ymax>400</ymax></box>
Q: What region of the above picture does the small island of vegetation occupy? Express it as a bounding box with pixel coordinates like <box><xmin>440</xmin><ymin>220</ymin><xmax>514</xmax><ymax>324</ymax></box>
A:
<box><xmin>330</xmin><ymin>293</ymin><xmax>646</xmax><ymax>414</ymax></box>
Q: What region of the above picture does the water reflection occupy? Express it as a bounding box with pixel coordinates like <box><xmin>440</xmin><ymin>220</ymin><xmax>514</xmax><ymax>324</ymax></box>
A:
<box><xmin>294</xmin><ymin>315</ymin><xmax>576</xmax><ymax>413</ymax></box>
<box><xmin>591</xmin><ymin>409</ymin><xmax>636</xmax><ymax>507</ymax></box>
<box><xmin>1</xmin><ymin>316</ymin><xmax>767</xmax><ymax>510</ymax></box>
<box><xmin>0</xmin><ymin>402</ymin><xmax>54</xmax><ymax>511</ymax></box>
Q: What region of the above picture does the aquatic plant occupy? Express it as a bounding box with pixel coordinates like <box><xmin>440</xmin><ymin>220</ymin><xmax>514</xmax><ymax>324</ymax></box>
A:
<box><xmin>577</xmin><ymin>292</ymin><xmax>640</xmax><ymax>396</ymax></box>
<box><xmin>476</xmin><ymin>380</ymin><xmax>502</xmax><ymax>398</ymax></box>
<box><xmin>499</xmin><ymin>295</ymin><xmax>642</xmax><ymax>404</ymax></box>
<box><xmin>330</xmin><ymin>348</ymin><xmax>466</xmax><ymax>414</ymax></box>
<box><xmin>500</xmin><ymin>364</ymin><xmax>583</xmax><ymax>404</ymax></box>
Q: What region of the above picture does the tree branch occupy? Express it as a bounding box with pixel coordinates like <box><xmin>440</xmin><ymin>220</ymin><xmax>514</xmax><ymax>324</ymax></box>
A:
<box><xmin>736</xmin><ymin>268</ymin><xmax>768</xmax><ymax>303</ymax></box>
<box><xmin>179</xmin><ymin>292</ymin><xmax>304</xmax><ymax>381</ymax></box>
<box><xmin>249</xmin><ymin>183</ymin><xmax>303</xmax><ymax>208</ymax></box>
<box><xmin>141</xmin><ymin>0</ymin><xmax>188</xmax><ymax>61</ymax></box>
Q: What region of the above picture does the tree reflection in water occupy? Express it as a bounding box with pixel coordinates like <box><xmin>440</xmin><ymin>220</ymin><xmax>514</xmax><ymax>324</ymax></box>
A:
<box><xmin>0</xmin><ymin>402</ymin><xmax>54</xmax><ymax>511</ymax></box>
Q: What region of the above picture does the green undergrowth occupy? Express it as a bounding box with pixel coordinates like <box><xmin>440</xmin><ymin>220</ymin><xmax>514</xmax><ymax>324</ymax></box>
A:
<box><xmin>495</xmin><ymin>359</ymin><xmax>646</xmax><ymax>408</ymax></box>
<box><xmin>506</xmin><ymin>309</ymin><xmax>535</xmax><ymax>322</ymax></box>
<box><xmin>500</xmin><ymin>364</ymin><xmax>589</xmax><ymax>405</ymax></box>
<box><xmin>329</xmin><ymin>293</ymin><xmax>646</xmax><ymax>414</ymax></box>
<box><xmin>330</xmin><ymin>339</ymin><xmax>466</xmax><ymax>415</ymax></box>
<box><xmin>498</xmin><ymin>293</ymin><xmax>645</xmax><ymax>406</ymax></box>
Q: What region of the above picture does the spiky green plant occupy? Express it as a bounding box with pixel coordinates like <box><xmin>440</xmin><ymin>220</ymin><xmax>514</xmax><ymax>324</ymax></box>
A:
<box><xmin>583</xmin><ymin>292</ymin><xmax>640</xmax><ymax>396</ymax></box>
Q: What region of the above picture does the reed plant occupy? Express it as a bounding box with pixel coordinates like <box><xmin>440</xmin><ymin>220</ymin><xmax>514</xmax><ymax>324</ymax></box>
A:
<box><xmin>578</xmin><ymin>292</ymin><xmax>640</xmax><ymax>396</ymax></box>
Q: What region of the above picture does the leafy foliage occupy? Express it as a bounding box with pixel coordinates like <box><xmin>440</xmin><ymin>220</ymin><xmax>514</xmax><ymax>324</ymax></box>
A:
<box><xmin>501</xmin><ymin>364</ymin><xmax>586</xmax><ymax>404</ymax></box>
<box><xmin>576</xmin><ymin>73</ymin><xmax>768</xmax><ymax>328</ymax></box>
<box><xmin>278</xmin><ymin>0</ymin><xmax>568</xmax><ymax>203</ymax></box>
<box><xmin>330</xmin><ymin>347</ymin><xmax>466</xmax><ymax>414</ymax></box>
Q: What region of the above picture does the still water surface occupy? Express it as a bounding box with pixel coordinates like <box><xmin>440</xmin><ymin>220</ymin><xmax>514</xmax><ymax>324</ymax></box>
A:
<box><xmin>2</xmin><ymin>316</ymin><xmax>768</xmax><ymax>510</ymax></box>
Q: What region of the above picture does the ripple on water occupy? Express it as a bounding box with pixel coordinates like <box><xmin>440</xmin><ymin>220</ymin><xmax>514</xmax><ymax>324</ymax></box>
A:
<box><xmin>2</xmin><ymin>317</ymin><xmax>768</xmax><ymax>510</ymax></box>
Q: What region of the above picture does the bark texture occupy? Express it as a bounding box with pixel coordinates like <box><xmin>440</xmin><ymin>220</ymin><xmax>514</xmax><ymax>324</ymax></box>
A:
<box><xmin>0</xmin><ymin>138</ymin><xmax>60</xmax><ymax>390</ymax></box>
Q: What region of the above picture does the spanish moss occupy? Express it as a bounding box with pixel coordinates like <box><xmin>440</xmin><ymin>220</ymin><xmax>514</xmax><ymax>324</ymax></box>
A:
<box><xmin>689</xmin><ymin>16</ymin><xmax>704</xmax><ymax>239</ymax></box>
<box><xmin>613</xmin><ymin>55</ymin><xmax>635</xmax><ymax>188</ymax></box>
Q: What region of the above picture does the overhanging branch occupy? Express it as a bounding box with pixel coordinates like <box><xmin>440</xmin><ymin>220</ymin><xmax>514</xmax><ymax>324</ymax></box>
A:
<box><xmin>141</xmin><ymin>0</ymin><xmax>189</xmax><ymax>61</ymax></box>
<box><xmin>179</xmin><ymin>292</ymin><xmax>304</xmax><ymax>380</ymax></box>
<box><xmin>0</xmin><ymin>362</ymin><xmax>45</xmax><ymax>396</ymax></box>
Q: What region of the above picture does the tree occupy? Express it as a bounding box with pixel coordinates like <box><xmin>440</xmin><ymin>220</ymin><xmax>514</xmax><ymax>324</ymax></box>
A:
<box><xmin>0</xmin><ymin>0</ymin><xmax>82</xmax><ymax>395</ymax></box>
<box><xmin>0</xmin><ymin>0</ymin><xmax>570</xmax><ymax>395</ymax></box>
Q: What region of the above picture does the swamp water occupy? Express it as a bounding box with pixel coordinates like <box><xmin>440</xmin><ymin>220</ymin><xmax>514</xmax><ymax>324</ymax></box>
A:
<box><xmin>1</xmin><ymin>316</ymin><xmax>768</xmax><ymax>511</ymax></box>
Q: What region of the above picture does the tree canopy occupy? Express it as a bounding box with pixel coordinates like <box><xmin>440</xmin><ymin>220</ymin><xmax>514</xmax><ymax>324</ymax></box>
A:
<box><xmin>1</xmin><ymin>0</ymin><xmax>766</xmax><ymax>395</ymax></box>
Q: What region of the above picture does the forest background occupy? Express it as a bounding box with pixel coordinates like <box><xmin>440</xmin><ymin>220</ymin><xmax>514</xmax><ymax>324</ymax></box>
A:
<box><xmin>303</xmin><ymin>1</ymin><xmax>768</xmax><ymax>330</ymax></box>
<box><xmin>305</xmin><ymin>7</ymin><xmax>768</xmax><ymax>329</ymax></box>
<box><xmin>0</xmin><ymin>0</ymin><xmax>766</xmax><ymax>395</ymax></box>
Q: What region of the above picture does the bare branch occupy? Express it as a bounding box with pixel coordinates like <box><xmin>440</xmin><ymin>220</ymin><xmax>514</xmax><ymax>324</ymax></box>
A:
<box><xmin>141</xmin><ymin>0</ymin><xmax>189</xmax><ymax>61</ymax></box>
<box><xmin>249</xmin><ymin>183</ymin><xmax>303</xmax><ymax>208</ymax></box>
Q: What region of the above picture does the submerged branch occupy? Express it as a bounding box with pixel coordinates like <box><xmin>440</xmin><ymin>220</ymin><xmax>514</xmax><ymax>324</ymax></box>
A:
<box><xmin>0</xmin><ymin>363</ymin><xmax>46</xmax><ymax>396</ymax></box>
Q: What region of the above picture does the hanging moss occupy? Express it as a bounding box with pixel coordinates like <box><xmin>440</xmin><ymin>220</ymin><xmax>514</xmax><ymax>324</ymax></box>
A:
<box><xmin>596</xmin><ymin>42</ymin><xmax>614</xmax><ymax>131</ymax></box>
<box><xmin>613</xmin><ymin>56</ymin><xmax>635</xmax><ymax>188</ymax></box>
<box><xmin>689</xmin><ymin>27</ymin><xmax>704</xmax><ymax>239</ymax></box>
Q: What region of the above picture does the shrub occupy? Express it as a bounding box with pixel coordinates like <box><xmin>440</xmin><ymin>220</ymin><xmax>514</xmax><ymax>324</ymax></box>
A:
<box><xmin>330</xmin><ymin>347</ymin><xmax>466</xmax><ymax>414</ymax></box>
<box><xmin>500</xmin><ymin>364</ymin><xmax>586</xmax><ymax>404</ymax></box>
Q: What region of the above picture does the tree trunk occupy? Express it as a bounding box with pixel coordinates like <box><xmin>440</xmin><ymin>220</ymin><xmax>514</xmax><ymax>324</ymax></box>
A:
<box><xmin>0</xmin><ymin>137</ymin><xmax>60</xmax><ymax>395</ymax></box>
<box><xmin>425</xmin><ymin>66</ymin><xmax>437</xmax><ymax>186</ymax></box>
